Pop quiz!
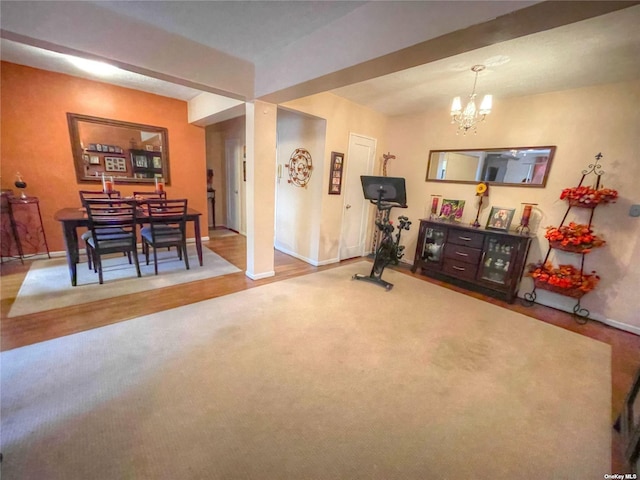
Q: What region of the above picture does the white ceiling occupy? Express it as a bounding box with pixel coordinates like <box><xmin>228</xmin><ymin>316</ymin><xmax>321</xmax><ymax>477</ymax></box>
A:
<box><xmin>1</xmin><ymin>2</ymin><xmax>639</xmax><ymax>116</ymax></box>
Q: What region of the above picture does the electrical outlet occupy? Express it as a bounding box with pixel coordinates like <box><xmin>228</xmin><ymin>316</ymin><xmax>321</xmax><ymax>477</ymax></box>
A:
<box><xmin>630</xmin><ymin>204</ymin><xmax>640</xmax><ymax>217</ymax></box>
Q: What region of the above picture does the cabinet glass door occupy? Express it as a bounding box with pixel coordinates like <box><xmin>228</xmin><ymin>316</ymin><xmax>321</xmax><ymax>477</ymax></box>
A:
<box><xmin>478</xmin><ymin>236</ymin><xmax>519</xmax><ymax>286</ymax></box>
<box><xmin>420</xmin><ymin>225</ymin><xmax>446</xmax><ymax>265</ymax></box>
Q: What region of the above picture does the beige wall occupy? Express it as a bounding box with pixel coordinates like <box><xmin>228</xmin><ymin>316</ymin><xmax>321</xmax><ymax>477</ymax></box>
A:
<box><xmin>387</xmin><ymin>80</ymin><xmax>640</xmax><ymax>331</ymax></box>
<box><xmin>281</xmin><ymin>93</ymin><xmax>389</xmax><ymax>263</ymax></box>
<box><xmin>276</xmin><ymin>109</ymin><xmax>326</xmax><ymax>263</ymax></box>
<box><xmin>205</xmin><ymin>116</ymin><xmax>246</xmax><ymax>229</ymax></box>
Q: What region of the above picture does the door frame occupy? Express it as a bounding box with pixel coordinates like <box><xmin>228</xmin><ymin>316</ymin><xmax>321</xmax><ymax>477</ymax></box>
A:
<box><xmin>225</xmin><ymin>138</ymin><xmax>242</xmax><ymax>232</ymax></box>
<box><xmin>338</xmin><ymin>133</ymin><xmax>376</xmax><ymax>260</ymax></box>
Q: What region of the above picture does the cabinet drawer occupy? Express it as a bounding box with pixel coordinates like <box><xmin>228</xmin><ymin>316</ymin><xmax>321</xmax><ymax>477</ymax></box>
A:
<box><xmin>448</xmin><ymin>229</ymin><xmax>484</xmax><ymax>248</ymax></box>
<box><xmin>442</xmin><ymin>259</ymin><xmax>478</xmax><ymax>281</ymax></box>
<box><xmin>444</xmin><ymin>243</ymin><xmax>482</xmax><ymax>265</ymax></box>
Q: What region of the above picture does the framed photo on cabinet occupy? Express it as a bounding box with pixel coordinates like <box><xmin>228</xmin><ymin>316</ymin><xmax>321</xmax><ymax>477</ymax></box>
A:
<box><xmin>486</xmin><ymin>206</ymin><xmax>515</xmax><ymax>231</ymax></box>
<box><xmin>328</xmin><ymin>151</ymin><xmax>344</xmax><ymax>195</ymax></box>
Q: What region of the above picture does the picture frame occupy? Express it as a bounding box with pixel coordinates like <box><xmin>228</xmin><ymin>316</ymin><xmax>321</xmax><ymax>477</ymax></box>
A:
<box><xmin>134</xmin><ymin>155</ymin><xmax>148</xmax><ymax>168</ymax></box>
<box><xmin>89</xmin><ymin>155</ymin><xmax>100</xmax><ymax>165</ymax></box>
<box><xmin>145</xmin><ymin>145</ymin><xmax>154</xmax><ymax>151</ymax></box>
<box><xmin>439</xmin><ymin>199</ymin><xmax>465</xmax><ymax>222</ymax></box>
<box><xmin>486</xmin><ymin>206</ymin><xmax>516</xmax><ymax>231</ymax></box>
<box><xmin>328</xmin><ymin>151</ymin><xmax>345</xmax><ymax>195</ymax></box>
<box><xmin>105</xmin><ymin>156</ymin><xmax>127</xmax><ymax>172</ymax></box>
<box><xmin>152</xmin><ymin>156</ymin><xmax>162</xmax><ymax>169</ymax></box>
<box><xmin>82</xmin><ymin>154</ymin><xmax>90</xmax><ymax>163</ymax></box>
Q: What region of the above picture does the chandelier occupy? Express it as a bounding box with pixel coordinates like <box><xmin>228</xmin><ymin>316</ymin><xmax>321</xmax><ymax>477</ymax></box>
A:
<box><xmin>450</xmin><ymin>65</ymin><xmax>492</xmax><ymax>135</ymax></box>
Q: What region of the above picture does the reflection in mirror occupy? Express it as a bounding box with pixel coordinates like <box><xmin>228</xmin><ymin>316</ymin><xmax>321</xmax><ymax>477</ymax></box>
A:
<box><xmin>67</xmin><ymin>113</ymin><xmax>170</xmax><ymax>185</ymax></box>
<box><xmin>426</xmin><ymin>146</ymin><xmax>555</xmax><ymax>187</ymax></box>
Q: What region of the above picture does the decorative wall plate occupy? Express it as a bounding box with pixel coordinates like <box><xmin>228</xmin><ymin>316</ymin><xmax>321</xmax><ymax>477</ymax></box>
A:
<box><xmin>286</xmin><ymin>148</ymin><xmax>313</xmax><ymax>187</ymax></box>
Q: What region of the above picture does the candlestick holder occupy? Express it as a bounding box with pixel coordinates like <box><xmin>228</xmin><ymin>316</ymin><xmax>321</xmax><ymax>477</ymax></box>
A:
<box><xmin>102</xmin><ymin>174</ymin><xmax>114</xmax><ymax>194</ymax></box>
<box><xmin>516</xmin><ymin>203</ymin><xmax>537</xmax><ymax>235</ymax></box>
<box><xmin>14</xmin><ymin>172</ymin><xmax>28</xmax><ymax>199</ymax></box>
<box><xmin>428</xmin><ymin>195</ymin><xmax>442</xmax><ymax>220</ymax></box>
<box><xmin>155</xmin><ymin>177</ymin><xmax>165</xmax><ymax>194</ymax></box>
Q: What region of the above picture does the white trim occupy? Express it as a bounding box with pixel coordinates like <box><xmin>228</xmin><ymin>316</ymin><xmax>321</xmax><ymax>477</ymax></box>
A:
<box><xmin>245</xmin><ymin>270</ymin><xmax>275</xmax><ymax>280</ymax></box>
<box><xmin>275</xmin><ymin>244</ymin><xmax>339</xmax><ymax>267</ymax></box>
<box><xmin>515</xmin><ymin>293</ymin><xmax>640</xmax><ymax>336</ymax></box>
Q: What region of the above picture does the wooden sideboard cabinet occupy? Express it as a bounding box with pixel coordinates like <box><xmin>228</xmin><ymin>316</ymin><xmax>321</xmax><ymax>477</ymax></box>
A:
<box><xmin>411</xmin><ymin>219</ymin><xmax>533</xmax><ymax>303</ymax></box>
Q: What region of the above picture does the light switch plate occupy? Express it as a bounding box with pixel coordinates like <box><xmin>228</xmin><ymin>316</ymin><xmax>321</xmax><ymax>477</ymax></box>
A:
<box><xmin>630</xmin><ymin>204</ymin><xmax>640</xmax><ymax>217</ymax></box>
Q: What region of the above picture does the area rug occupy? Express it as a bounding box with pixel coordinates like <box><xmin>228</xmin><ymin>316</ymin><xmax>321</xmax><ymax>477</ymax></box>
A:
<box><xmin>0</xmin><ymin>262</ymin><xmax>611</xmax><ymax>479</ymax></box>
<box><xmin>7</xmin><ymin>245</ymin><xmax>241</xmax><ymax>317</ymax></box>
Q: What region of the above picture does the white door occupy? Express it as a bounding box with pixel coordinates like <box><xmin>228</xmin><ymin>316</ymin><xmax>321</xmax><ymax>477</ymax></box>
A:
<box><xmin>339</xmin><ymin>134</ymin><xmax>376</xmax><ymax>259</ymax></box>
<box><xmin>225</xmin><ymin>139</ymin><xmax>241</xmax><ymax>232</ymax></box>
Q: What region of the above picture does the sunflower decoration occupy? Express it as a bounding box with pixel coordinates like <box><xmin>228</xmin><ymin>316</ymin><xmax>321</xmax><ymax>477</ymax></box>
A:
<box><xmin>476</xmin><ymin>182</ymin><xmax>489</xmax><ymax>196</ymax></box>
<box><xmin>471</xmin><ymin>182</ymin><xmax>489</xmax><ymax>228</ymax></box>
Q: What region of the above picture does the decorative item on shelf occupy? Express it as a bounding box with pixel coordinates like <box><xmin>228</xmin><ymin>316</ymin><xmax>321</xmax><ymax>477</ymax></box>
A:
<box><xmin>471</xmin><ymin>182</ymin><xmax>489</xmax><ymax>228</ymax></box>
<box><xmin>485</xmin><ymin>206</ymin><xmax>515</xmax><ymax>231</ymax></box>
<box><xmin>154</xmin><ymin>177</ymin><xmax>165</xmax><ymax>194</ymax></box>
<box><xmin>545</xmin><ymin>222</ymin><xmax>605</xmax><ymax>253</ymax></box>
<box><xmin>560</xmin><ymin>185</ymin><xmax>618</xmax><ymax>207</ymax></box>
<box><xmin>14</xmin><ymin>172</ymin><xmax>28</xmax><ymax>199</ymax></box>
<box><xmin>526</xmin><ymin>261</ymin><xmax>600</xmax><ymax>299</ymax></box>
<box><xmin>382</xmin><ymin>152</ymin><xmax>395</xmax><ymax>177</ymax></box>
<box><xmin>286</xmin><ymin>148</ymin><xmax>313</xmax><ymax>188</ymax></box>
<box><xmin>439</xmin><ymin>199</ymin><xmax>465</xmax><ymax>222</ymax></box>
<box><xmin>428</xmin><ymin>194</ymin><xmax>442</xmax><ymax>220</ymax></box>
<box><xmin>515</xmin><ymin>202</ymin><xmax>537</xmax><ymax>235</ymax></box>
<box><xmin>450</xmin><ymin>64</ymin><xmax>492</xmax><ymax>135</ymax></box>
<box><xmin>102</xmin><ymin>173</ymin><xmax>114</xmax><ymax>194</ymax></box>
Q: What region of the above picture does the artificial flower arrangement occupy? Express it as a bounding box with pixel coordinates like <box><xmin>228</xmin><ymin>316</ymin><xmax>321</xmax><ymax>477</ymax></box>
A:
<box><xmin>527</xmin><ymin>261</ymin><xmax>600</xmax><ymax>297</ymax></box>
<box><xmin>560</xmin><ymin>185</ymin><xmax>618</xmax><ymax>207</ymax></box>
<box><xmin>544</xmin><ymin>222</ymin><xmax>605</xmax><ymax>253</ymax></box>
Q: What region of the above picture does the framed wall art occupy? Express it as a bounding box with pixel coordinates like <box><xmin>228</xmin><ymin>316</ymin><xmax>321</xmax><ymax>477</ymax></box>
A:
<box><xmin>105</xmin><ymin>156</ymin><xmax>127</xmax><ymax>172</ymax></box>
<box><xmin>439</xmin><ymin>199</ymin><xmax>465</xmax><ymax>222</ymax></box>
<box><xmin>328</xmin><ymin>151</ymin><xmax>345</xmax><ymax>195</ymax></box>
<box><xmin>486</xmin><ymin>206</ymin><xmax>516</xmax><ymax>231</ymax></box>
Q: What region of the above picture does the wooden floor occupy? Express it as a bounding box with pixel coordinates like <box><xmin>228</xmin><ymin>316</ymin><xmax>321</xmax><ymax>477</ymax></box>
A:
<box><xmin>2</xmin><ymin>230</ymin><xmax>639</xmax><ymax>471</ymax></box>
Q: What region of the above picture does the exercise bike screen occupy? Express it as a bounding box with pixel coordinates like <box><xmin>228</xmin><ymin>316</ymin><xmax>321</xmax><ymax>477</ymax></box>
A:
<box><xmin>360</xmin><ymin>176</ymin><xmax>407</xmax><ymax>206</ymax></box>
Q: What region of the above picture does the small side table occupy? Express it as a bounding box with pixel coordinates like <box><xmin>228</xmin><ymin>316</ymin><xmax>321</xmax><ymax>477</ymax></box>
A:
<box><xmin>1</xmin><ymin>195</ymin><xmax>51</xmax><ymax>263</ymax></box>
<box><xmin>207</xmin><ymin>189</ymin><xmax>216</xmax><ymax>229</ymax></box>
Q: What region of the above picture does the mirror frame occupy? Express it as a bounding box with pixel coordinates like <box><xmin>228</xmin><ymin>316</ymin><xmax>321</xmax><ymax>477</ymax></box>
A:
<box><xmin>426</xmin><ymin>146</ymin><xmax>556</xmax><ymax>187</ymax></box>
<box><xmin>67</xmin><ymin>113</ymin><xmax>171</xmax><ymax>185</ymax></box>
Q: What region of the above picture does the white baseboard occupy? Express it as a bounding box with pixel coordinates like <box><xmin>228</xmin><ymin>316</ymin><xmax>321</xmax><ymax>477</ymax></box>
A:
<box><xmin>274</xmin><ymin>244</ymin><xmax>339</xmax><ymax>267</ymax></box>
<box><xmin>516</xmin><ymin>292</ymin><xmax>640</xmax><ymax>336</ymax></box>
<box><xmin>245</xmin><ymin>270</ymin><xmax>275</xmax><ymax>280</ymax></box>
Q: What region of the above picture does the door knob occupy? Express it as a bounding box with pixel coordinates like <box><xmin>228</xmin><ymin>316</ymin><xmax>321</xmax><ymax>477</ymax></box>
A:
<box><xmin>346</xmin><ymin>204</ymin><xmax>352</xmax><ymax>209</ymax></box>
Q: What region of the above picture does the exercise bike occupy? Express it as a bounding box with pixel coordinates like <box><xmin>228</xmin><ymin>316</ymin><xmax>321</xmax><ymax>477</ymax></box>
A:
<box><xmin>353</xmin><ymin>176</ymin><xmax>411</xmax><ymax>290</ymax></box>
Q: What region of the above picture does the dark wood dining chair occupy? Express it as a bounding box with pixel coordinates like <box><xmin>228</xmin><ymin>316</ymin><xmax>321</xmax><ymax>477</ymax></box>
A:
<box><xmin>79</xmin><ymin>190</ymin><xmax>122</xmax><ymax>270</ymax></box>
<box><xmin>140</xmin><ymin>198</ymin><xmax>189</xmax><ymax>275</ymax></box>
<box><xmin>133</xmin><ymin>191</ymin><xmax>167</xmax><ymax>200</ymax></box>
<box><xmin>84</xmin><ymin>198</ymin><xmax>141</xmax><ymax>284</ymax></box>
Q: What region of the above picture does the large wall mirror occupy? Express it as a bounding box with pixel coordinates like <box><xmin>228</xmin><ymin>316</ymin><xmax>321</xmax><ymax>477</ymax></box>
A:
<box><xmin>426</xmin><ymin>146</ymin><xmax>556</xmax><ymax>187</ymax></box>
<box><xmin>67</xmin><ymin>113</ymin><xmax>170</xmax><ymax>185</ymax></box>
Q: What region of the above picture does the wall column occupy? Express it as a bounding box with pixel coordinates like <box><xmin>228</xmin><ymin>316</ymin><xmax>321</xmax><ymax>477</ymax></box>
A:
<box><xmin>245</xmin><ymin>101</ymin><xmax>276</xmax><ymax>279</ymax></box>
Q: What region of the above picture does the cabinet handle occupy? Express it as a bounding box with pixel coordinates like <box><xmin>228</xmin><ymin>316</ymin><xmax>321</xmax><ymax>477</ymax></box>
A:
<box><xmin>455</xmin><ymin>251</ymin><xmax>468</xmax><ymax>257</ymax></box>
<box><xmin>458</xmin><ymin>236</ymin><xmax>472</xmax><ymax>241</ymax></box>
<box><xmin>452</xmin><ymin>265</ymin><xmax>465</xmax><ymax>271</ymax></box>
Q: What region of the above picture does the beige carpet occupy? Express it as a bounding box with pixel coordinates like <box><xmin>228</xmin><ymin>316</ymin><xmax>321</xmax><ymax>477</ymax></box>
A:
<box><xmin>0</xmin><ymin>262</ymin><xmax>611</xmax><ymax>479</ymax></box>
<box><xmin>8</xmin><ymin>245</ymin><xmax>241</xmax><ymax>317</ymax></box>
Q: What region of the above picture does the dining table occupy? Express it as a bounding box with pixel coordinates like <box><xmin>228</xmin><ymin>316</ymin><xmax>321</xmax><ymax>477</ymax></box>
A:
<box><xmin>54</xmin><ymin>206</ymin><xmax>203</xmax><ymax>286</ymax></box>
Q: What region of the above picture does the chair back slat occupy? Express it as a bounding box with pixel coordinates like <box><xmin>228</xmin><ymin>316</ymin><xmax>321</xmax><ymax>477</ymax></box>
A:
<box><xmin>133</xmin><ymin>191</ymin><xmax>167</xmax><ymax>200</ymax></box>
<box><xmin>144</xmin><ymin>198</ymin><xmax>188</xmax><ymax>240</ymax></box>
<box><xmin>84</xmin><ymin>199</ymin><xmax>138</xmax><ymax>246</ymax></box>
<box><xmin>79</xmin><ymin>190</ymin><xmax>121</xmax><ymax>204</ymax></box>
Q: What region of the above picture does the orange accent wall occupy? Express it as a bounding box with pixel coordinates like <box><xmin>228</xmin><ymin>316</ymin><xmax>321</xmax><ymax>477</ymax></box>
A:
<box><xmin>1</xmin><ymin>62</ymin><xmax>207</xmax><ymax>252</ymax></box>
